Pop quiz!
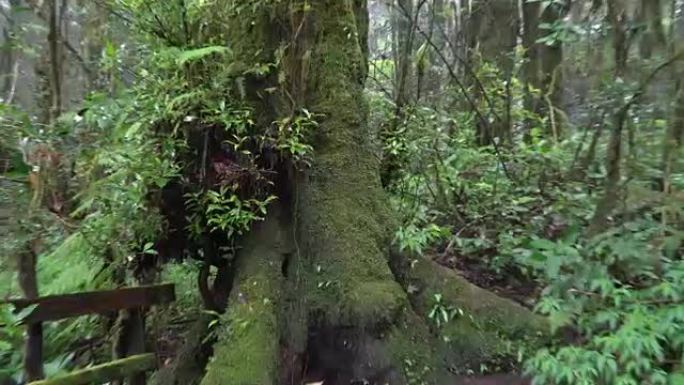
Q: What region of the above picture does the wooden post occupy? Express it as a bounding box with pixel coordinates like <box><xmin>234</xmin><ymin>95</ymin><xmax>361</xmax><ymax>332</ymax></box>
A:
<box><xmin>23</xmin><ymin>323</ymin><xmax>44</xmax><ymax>383</ymax></box>
<box><xmin>3</xmin><ymin>284</ymin><xmax>175</xmax><ymax>385</ymax></box>
<box><xmin>17</xmin><ymin>242</ymin><xmax>44</xmax><ymax>382</ymax></box>
<box><xmin>115</xmin><ymin>309</ymin><xmax>146</xmax><ymax>385</ymax></box>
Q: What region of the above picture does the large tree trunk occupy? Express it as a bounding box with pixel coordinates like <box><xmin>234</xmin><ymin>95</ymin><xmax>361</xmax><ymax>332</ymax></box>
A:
<box><xmin>163</xmin><ymin>2</ymin><xmax>550</xmax><ymax>385</ymax></box>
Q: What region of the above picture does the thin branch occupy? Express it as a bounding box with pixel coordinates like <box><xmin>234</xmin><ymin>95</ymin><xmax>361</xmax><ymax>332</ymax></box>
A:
<box><xmin>63</xmin><ymin>39</ymin><xmax>92</xmax><ymax>76</ymax></box>
<box><xmin>5</xmin><ymin>60</ymin><xmax>18</xmax><ymax>104</ymax></box>
<box><xmin>404</xmin><ymin>15</ymin><xmax>513</xmax><ymax>179</ymax></box>
<box><xmin>433</xmin><ymin>19</ymin><xmax>505</xmax><ymax>125</ymax></box>
<box><xmin>91</xmin><ymin>0</ymin><xmax>134</xmax><ymax>25</ymax></box>
<box><xmin>390</xmin><ymin>1</ymin><xmax>513</xmax><ymax>180</ymax></box>
<box><xmin>621</xmin><ymin>50</ymin><xmax>684</xmax><ymax>113</ymax></box>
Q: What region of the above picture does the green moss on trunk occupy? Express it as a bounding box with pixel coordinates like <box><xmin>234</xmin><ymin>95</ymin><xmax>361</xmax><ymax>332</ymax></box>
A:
<box><xmin>197</xmin><ymin>2</ymin><xmax>550</xmax><ymax>384</ymax></box>
<box><xmin>297</xmin><ymin>0</ymin><xmax>404</xmax><ymax>328</ymax></box>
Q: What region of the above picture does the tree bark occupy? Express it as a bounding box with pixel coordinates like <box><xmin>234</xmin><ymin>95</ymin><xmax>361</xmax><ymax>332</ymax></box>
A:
<box><xmin>522</xmin><ymin>0</ymin><xmax>541</xmax><ymax>140</ymax></box>
<box><xmin>539</xmin><ymin>2</ymin><xmax>566</xmax><ymax>140</ymax></box>
<box><xmin>638</xmin><ymin>0</ymin><xmax>666</xmax><ymax>59</ymax></box>
<box><xmin>1</xmin><ymin>0</ymin><xmax>21</xmax><ymax>103</ymax></box>
<box><xmin>424</xmin><ymin>0</ymin><xmax>446</xmax><ymax>101</ymax></box>
<box><xmin>465</xmin><ymin>0</ymin><xmax>518</xmax><ymax>145</ymax></box>
<box><xmin>393</xmin><ymin>0</ymin><xmax>415</xmax><ymax>109</ymax></box>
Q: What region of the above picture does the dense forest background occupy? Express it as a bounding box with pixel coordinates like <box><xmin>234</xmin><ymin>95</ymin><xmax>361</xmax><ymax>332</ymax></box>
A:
<box><xmin>1</xmin><ymin>0</ymin><xmax>684</xmax><ymax>384</ymax></box>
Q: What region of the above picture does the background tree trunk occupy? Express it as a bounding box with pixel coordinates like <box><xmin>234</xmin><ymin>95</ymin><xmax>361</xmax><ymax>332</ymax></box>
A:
<box><xmin>522</xmin><ymin>0</ymin><xmax>541</xmax><ymax>140</ymax></box>
<box><xmin>539</xmin><ymin>1</ymin><xmax>566</xmax><ymax>140</ymax></box>
<box><xmin>589</xmin><ymin>0</ymin><xmax>629</xmax><ymax>237</ymax></box>
<box><xmin>47</xmin><ymin>0</ymin><xmax>63</xmax><ymax>123</ymax></box>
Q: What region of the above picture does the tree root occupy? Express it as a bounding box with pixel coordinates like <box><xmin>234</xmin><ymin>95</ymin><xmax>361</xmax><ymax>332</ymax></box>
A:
<box><xmin>149</xmin><ymin>314</ymin><xmax>214</xmax><ymax>385</ymax></box>
<box><xmin>390</xmin><ymin>251</ymin><xmax>549</xmax><ymax>373</ymax></box>
<box><xmin>191</xmin><ymin>243</ymin><xmax>549</xmax><ymax>385</ymax></box>
<box><xmin>200</xmin><ymin>203</ymin><xmax>293</xmax><ymax>385</ymax></box>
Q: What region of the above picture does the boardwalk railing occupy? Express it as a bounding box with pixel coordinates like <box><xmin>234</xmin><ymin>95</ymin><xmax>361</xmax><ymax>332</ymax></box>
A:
<box><xmin>2</xmin><ymin>283</ymin><xmax>175</xmax><ymax>385</ymax></box>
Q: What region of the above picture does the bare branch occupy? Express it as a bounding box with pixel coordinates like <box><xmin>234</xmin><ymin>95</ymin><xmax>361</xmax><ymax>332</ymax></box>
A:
<box><xmin>5</xmin><ymin>60</ymin><xmax>18</xmax><ymax>104</ymax></box>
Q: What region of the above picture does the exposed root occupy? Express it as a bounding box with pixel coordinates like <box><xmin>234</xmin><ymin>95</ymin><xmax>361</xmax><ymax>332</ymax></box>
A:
<box><xmin>200</xmin><ymin>203</ymin><xmax>293</xmax><ymax>385</ymax></box>
<box><xmin>150</xmin><ymin>315</ymin><xmax>214</xmax><ymax>385</ymax></box>
<box><xmin>390</xmin><ymin>251</ymin><xmax>549</xmax><ymax>372</ymax></box>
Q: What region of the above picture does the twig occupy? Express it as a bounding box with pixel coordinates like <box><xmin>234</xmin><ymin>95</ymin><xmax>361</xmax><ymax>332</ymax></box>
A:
<box><xmin>416</xmin><ymin>27</ymin><xmax>514</xmax><ymax>180</ymax></box>
<box><xmin>5</xmin><ymin>60</ymin><xmax>18</xmax><ymax>104</ymax></box>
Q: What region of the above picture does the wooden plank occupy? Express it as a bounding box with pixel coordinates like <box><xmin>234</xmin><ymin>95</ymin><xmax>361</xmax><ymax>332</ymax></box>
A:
<box><xmin>2</xmin><ymin>284</ymin><xmax>175</xmax><ymax>324</ymax></box>
<box><xmin>27</xmin><ymin>353</ymin><xmax>156</xmax><ymax>385</ymax></box>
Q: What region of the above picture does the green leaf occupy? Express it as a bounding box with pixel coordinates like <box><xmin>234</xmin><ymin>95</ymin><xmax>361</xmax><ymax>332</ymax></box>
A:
<box><xmin>14</xmin><ymin>304</ymin><xmax>38</xmax><ymax>324</ymax></box>
<box><xmin>176</xmin><ymin>46</ymin><xmax>232</xmax><ymax>65</ymax></box>
<box><xmin>530</xmin><ymin>238</ymin><xmax>556</xmax><ymax>251</ymax></box>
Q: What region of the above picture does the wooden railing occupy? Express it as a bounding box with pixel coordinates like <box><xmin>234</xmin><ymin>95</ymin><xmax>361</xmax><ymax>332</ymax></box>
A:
<box><xmin>2</xmin><ymin>283</ymin><xmax>175</xmax><ymax>385</ymax></box>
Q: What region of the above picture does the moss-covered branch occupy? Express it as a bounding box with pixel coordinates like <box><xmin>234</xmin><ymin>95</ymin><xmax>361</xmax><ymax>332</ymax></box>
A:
<box><xmin>27</xmin><ymin>354</ymin><xmax>155</xmax><ymax>385</ymax></box>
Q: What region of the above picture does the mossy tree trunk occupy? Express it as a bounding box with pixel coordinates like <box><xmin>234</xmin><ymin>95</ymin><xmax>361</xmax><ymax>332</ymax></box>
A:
<box><xmin>522</xmin><ymin>0</ymin><xmax>567</xmax><ymax>141</ymax></box>
<box><xmin>638</xmin><ymin>0</ymin><xmax>666</xmax><ymax>59</ymax></box>
<box><xmin>162</xmin><ymin>2</ymin><xmax>550</xmax><ymax>385</ymax></box>
<box><xmin>538</xmin><ymin>2</ymin><xmax>566</xmax><ymax>141</ymax></box>
<box><xmin>522</xmin><ymin>0</ymin><xmax>541</xmax><ymax>141</ymax></box>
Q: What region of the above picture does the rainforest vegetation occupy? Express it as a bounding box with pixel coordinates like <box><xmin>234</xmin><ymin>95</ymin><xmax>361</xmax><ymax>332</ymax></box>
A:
<box><xmin>1</xmin><ymin>0</ymin><xmax>684</xmax><ymax>384</ymax></box>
